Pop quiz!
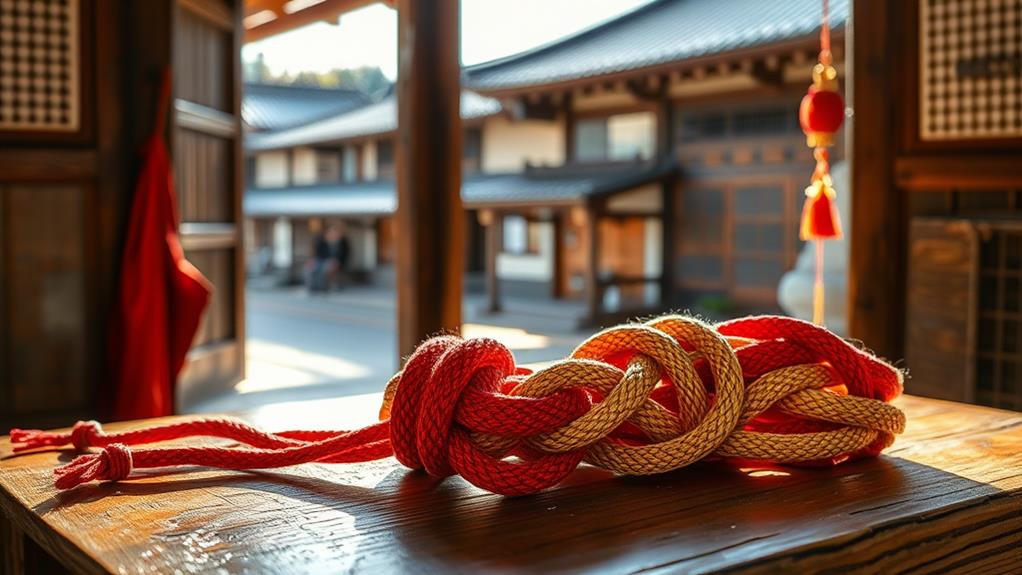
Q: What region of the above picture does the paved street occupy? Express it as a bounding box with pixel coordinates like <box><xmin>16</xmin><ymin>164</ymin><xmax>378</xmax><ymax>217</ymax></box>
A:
<box><xmin>186</xmin><ymin>285</ymin><xmax>589</xmax><ymax>413</ymax></box>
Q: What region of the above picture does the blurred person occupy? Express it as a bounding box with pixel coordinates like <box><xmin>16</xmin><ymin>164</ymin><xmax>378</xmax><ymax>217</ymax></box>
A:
<box><xmin>309</xmin><ymin>223</ymin><xmax>350</xmax><ymax>293</ymax></box>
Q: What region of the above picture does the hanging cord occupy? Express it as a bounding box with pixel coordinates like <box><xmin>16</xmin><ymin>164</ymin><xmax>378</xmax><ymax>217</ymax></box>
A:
<box><xmin>15</xmin><ymin>315</ymin><xmax>906</xmax><ymax>496</ymax></box>
<box><xmin>800</xmin><ymin>0</ymin><xmax>844</xmax><ymax>324</ymax></box>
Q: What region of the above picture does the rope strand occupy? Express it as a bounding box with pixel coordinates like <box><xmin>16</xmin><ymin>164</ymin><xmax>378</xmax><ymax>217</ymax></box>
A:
<box><xmin>25</xmin><ymin>315</ymin><xmax>905</xmax><ymax>496</ymax></box>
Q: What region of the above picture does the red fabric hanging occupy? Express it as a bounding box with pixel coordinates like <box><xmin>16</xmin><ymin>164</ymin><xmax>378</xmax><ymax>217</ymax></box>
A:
<box><xmin>109</xmin><ymin>70</ymin><xmax>211</xmax><ymax>420</ymax></box>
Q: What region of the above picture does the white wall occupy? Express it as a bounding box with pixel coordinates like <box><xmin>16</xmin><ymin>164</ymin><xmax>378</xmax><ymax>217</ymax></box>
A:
<box><xmin>496</xmin><ymin>221</ymin><xmax>555</xmax><ymax>281</ymax></box>
<box><xmin>255</xmin><ymin>151</ymin><xmax>288</xmax><ymax>188</ymax></box>
<box><xmin>361</xmin><ymin>140</ymin><xmax>378</xmax><ymax>181</ymax></box>
<box><xmin>482</xmin><ymin>116</ymin><xmax>564</xmax><ymax>173</ymax></box>
<box><xmin>292</xmin><ymin>147</ymin><xmax>317</xmax><ymax>185</ymax></box>
<box><xmin>272</xmin><ymin>217</ymin><xmax>292</xmax><ymax>268</ymax></box>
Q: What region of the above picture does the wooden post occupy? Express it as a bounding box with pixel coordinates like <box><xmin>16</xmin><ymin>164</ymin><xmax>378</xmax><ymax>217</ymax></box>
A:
<box><xmin>395</xmin><ymin>0</ymin><xmax>463</xmax><ymax>359</ymax></box>
<box><xmin>551</xmin><ymin>212</ymin><xmax>564</xmax><ymax>299</ymax></box>
<box><xmin>484</xmin><ymin>210</ymin><xmax>502</xmax><ymax>313</ymax></box>
<box><xmin>657</xmin><ymin>96</ymin><xmax>676</xmax><ymax>310</ymax></box>
<box><xmin>848</xmin><ymin>0</ymin><xmax>903</xmax><ymax>359</ymax></box>
<box><xmin>563</xmin><ymin>92</ymin><xmax>575</xmax><ymax>162</ymax></box>
<box><xmin>586</xmin><ymin>204</ymin><xmax>602</xmax><ymax>324</ymax></box>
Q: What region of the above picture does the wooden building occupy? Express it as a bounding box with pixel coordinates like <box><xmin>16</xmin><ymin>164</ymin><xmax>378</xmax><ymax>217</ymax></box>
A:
<box><xmin>0</xmin><ymin>0</ymin><xmax>1019</xmax><ymax>431</ymax></box>
<box><xmin>244</xmin><ymin>0</ymin><xmax>847</xmax><ymax>324</ymax></box>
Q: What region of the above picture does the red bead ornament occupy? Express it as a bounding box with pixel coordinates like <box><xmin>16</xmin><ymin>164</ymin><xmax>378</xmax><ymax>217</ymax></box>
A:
<box><xmin>800</xmin><ymin>80</ymin><xmax>845</xmax><ymax>149</ymax></box>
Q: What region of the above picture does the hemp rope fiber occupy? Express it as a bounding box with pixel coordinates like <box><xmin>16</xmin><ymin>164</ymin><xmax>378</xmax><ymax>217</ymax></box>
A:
<box><xmin>12</xmin><ymin>315</ymin><xmax>905</xmax><ymax>496</ymax></box>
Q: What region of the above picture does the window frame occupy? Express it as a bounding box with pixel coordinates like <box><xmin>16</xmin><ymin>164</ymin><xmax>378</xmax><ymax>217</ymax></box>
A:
<box><xmin>571</xmin><ymin>104</ymin><xmax>659</xmax><ymax>164</ymax></box>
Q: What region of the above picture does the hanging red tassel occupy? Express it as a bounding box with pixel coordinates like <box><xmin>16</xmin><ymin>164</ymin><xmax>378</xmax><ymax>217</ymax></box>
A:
<box><xmin>798</xmin><ymin>0</ymin><xmax>843</xmax><ymax>325</ymax></box>
<box><xmin>799</xmin><ymin>149</ymin><xmax>843</xmax><ymax>241</ymax></box>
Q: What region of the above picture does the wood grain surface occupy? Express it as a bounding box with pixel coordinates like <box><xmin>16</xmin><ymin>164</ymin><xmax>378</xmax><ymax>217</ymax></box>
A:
<box><xmin>1</xmin><ymin>394</ymin><xmax>1021</xmax><ymax>574</ymax></box>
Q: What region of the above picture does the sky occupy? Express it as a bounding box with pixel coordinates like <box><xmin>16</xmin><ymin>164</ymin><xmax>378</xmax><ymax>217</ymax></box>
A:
<box><xmin>242</xmin><ymin>0</ymin><xmax>655</xmax><ymax>79</ymax></box>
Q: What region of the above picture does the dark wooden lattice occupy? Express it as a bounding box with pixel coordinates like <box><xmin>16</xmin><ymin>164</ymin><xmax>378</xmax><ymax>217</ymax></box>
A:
<box><xmin>0</xmin><ymin>0</ymin><xmax>79</xmax><ymax>132</ymax></box>
<box><xmin>920</xmin><ymin>0</ymin><xmax>1022</xmax><ymax>140</ymax></box>
<box><xmin>976</xmin><ymin>224</ymin><xmax>1022</xmax><ymax>410</ymax></box>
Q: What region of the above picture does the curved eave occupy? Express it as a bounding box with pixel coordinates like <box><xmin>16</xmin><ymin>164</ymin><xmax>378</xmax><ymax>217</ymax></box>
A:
<box><xmin>467</xmin><ymin>29</ymin><xmax>844</xmax><ymax>98</ymax></box>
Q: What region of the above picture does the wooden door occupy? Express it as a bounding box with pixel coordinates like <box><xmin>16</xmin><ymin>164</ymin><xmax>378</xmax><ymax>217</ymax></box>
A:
<box><xmin>0</xmin><ymin>0</ymin><xmax>126</xmax><ymax>429</ymax></box>
<box><xmin>171</xmin><ymin>0</ymin><xmax>245</xmax><ymax>405</ymax></box>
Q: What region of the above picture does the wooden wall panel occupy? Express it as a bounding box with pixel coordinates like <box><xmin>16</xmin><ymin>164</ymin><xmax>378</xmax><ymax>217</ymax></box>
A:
<box><xmin>173</xmin><ymin>0</ymin><xmax>245</xmax><ymax>405</ymax></box>
<box><xmin>185</xmin><ymin>248</ymin><xmax>235</xmax><ymax>347</ymax></box>
<box><xmin>2</xmin><ymin>185</ymin><xmax>88</xmax><ymax>414</ymax></box>
<box><xmin>904</xmin><ymin>219</ymin><xmax>977</xmax><ymax>402</ymax></box>
<box><xmin>174</xmin><ymin>6</ymin><xmax>231</xmax><ymax>112</ymax></box>
<box><xmin>174</xmin><ymin>129</ymin><xmax>234</xmax><ymax>222</ymax></box>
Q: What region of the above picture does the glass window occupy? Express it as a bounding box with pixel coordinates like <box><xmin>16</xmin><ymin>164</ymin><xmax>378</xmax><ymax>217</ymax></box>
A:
<box><xmin>376</xmin><ymin>139</ymin><xmax>395</xmax><ymax>179</ymax></box>
<box><xmin>575</xmin><ymin>118</ymin><xmax>608</xmax><ymax>162</ymax></box>
<box><xmin>734</xmin><ymin>223</ymin><xmax>785</xmax><ymax>253</ymax></box>
<box><xmin>734</xmin><ymin>186</ymin><xmax>784</xmax><ymax>215</ymax></box>
<box><xmin>679</xmin><ymin>254</ymin><xmax>724</xmax><ymax>283</ymax></box>
<box><xmin>733</xmin><ymin>108</ymin><xmax>791</xmax><ymax>136</ymax></box>
<box><xmin>574</xmin><ymin>112</ymin><xmax>655</xmax><ymax>162</ymax></box>
<box><xmin>681</xmin><ymin>188</ymin><xmax>725</xmax><ymax>247</ymax></box>
<box><xmin>732</xmin><ymin>258</ymin><xmax>786</xmax><ymax>288</ymax></box>
<box><xmin>607</xmin><ymin>112</ymin><xmax>655</xmax><ymax>161</ymax></box>
<box><xmin>315</xmin><ymin>151</ymin><xmax>340</xmax><ymax>183</ymax></box>
<box><xmin>680</xmin><ymin>112</ymin><xmax>728</xmax><ymax>142</ymax></box>
<box><xmin>502</xmin><ymin>215</ymin><xmax>542</xmax><ymax>255</ymax></box>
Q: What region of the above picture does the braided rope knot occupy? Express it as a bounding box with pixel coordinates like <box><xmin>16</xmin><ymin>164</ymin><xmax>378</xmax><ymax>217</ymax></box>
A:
<box><xmin>376</xmin><ymin>315</ymin><xmax>905</xmax><ymax>494</ymax></box>
<box><xmin>37</xmin><ymin>314</ymin><xmax>905</xmax><ymax>496</ymax></box>
<box><xmin>54</xmin><ymin>443</ymin><xmax>133</xmax><ymax>490</ymax></box>
<box><xmin>10</xmin><ymin>420</ymin><xmax>105</xmax><ymax>452</ymax></box>
<box><xmin>70</xmin><ymin>420</ymin><xmax>103</xmax><ymax>451</ymax></box>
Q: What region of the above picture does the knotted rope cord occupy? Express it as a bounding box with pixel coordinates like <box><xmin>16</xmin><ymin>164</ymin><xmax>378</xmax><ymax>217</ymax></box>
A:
<box><xmin>13</xmin><ymin>315</ymin><xmax>906</xmax><ymax>496</ymax></box>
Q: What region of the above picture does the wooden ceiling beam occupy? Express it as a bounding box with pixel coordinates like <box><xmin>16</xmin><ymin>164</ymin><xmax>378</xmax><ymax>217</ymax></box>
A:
<box><xmin>243</xmin><ymin>0</ymin><xmax>394</xmax><ymax>42</ymax></box>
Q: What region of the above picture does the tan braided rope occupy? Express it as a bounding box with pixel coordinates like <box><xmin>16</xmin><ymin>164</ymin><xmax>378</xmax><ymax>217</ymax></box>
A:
<box><xmin>381</xmin><ymin>315</ymin><xmax>905</xmax><ymax>476</ymax></box>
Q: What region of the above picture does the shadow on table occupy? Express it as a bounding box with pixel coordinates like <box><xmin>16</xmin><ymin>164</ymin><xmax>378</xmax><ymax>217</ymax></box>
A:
<box><xmin>31</xmin><ymin>454</ymin><xmax>1007</xmax><ymax>573</ymax></box>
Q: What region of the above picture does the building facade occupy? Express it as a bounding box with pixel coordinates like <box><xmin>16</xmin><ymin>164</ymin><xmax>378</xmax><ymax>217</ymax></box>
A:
<box><xmin>243</xmin><ymin>0</ymin><xmax>847</xmax><ymax>323</ymax></box>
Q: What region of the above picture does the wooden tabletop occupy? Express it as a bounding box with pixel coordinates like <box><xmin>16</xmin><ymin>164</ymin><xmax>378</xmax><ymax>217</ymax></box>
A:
<box><xmin>2</xmin><ymin>393</ymin><xmax>1021</xmax><ymax>574</ymax></box>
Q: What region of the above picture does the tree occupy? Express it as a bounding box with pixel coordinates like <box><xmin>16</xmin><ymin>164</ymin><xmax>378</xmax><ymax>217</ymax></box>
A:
<box><xmin>243</xmin><ymin>58</ymin><xmax>391</xmax><ymax>100</ymax></box>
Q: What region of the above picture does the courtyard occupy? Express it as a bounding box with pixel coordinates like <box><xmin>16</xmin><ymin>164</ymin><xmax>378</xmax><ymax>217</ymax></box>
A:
<box><xmin>185</xmin><ymin>285</ymin><xmax>589</xmax><ymax>413</ymax></box>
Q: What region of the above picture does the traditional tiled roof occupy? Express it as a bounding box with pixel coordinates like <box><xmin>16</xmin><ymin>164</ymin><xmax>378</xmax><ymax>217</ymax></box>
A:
<box><xmin>244</xmin><ymin>161</ymin><xmax>677</xmax><ymax>216</ymax></box>
<box><xmin>242</xmin><ymin>83</ymin><xmax>369</xmax><ymax>132</ymax></box>
<box><xmin>465</xmin><ymin>0</ymin><xmax>848</xmax><ymax>93</ymax></box>
<box><xmin>246</xmin><ymin>91</ymin><xmax>501</xmax><ymax>151</ymax></box>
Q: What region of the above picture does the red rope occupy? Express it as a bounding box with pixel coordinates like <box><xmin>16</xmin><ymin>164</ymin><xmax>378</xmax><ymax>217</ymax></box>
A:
<box><xmin>819</xmin><ymin>0</ymin><xmax>832</xmax><ymax>65</ymax></box>
<box><xmin>15</xmin><ymin>316</ymin><xmax>903</xmax><ymax>496</ymax></box>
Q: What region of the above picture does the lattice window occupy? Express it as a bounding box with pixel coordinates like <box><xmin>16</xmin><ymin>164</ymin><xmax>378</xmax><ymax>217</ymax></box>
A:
<box><xmin>976</xmin><ymin>227</ymin><xmax>1022</xmax><ymax>410</ymax></box>
<box><xmin>0</xmin><ymin>0</ymin><xmax>79</xmax><ymax>132</ymax></box>
<box><xmin>920</xmin><ymin>0</ymin><xmax>1022</xmax><ymax>140</ymax></box>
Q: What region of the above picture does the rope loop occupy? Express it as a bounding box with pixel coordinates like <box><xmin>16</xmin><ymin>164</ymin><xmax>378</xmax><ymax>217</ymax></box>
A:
<box><xmin>27</xmin><ymin>314</ymin><xmax>905</xmax><ymax>495</ymax></box>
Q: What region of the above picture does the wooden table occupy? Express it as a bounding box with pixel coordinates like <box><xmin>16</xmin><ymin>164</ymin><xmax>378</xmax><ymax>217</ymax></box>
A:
<box><xmin>2</xmin><ymin>393</ymin><xmax>1021</xmax><ymax>574</ymax></box>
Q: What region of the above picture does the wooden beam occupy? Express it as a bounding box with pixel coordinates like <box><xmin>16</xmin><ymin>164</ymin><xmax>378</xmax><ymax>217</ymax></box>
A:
<box><xmin>551</xmin><ymin>212</ymin><xmax>564</xmax><ymax>299</ymax></box>
<box><xmin>243</xmin><ymin>0</ymin><xmax>388</xmax><ymax>42</ymax></box>
<box><xmin>563</xmin><ymin>92</ymin><xmax>575</xmax><ymax>162</ymax></box>
<box><xmin>657</xmin><ymin>97</ymin><xmax>676</xmax><ymax>310</ymax></box>
<box><xmin>395</xmin><ymin>0</ymin><xmax>462</xmax><ymax>359</ymax></box>
<box><xmin>482</xmin><ymin>210</ymin><xmax>502</xmax><ymax>313</ymax></box>
<box><xmin>848</xmin><ymin>0</ymin><xmax>904</xmax><ymax>359</ymax></box>
<box><xmin>750</xmin><ymin>57</ymin><xmax>786</xmax><ymax>88</ymax></box>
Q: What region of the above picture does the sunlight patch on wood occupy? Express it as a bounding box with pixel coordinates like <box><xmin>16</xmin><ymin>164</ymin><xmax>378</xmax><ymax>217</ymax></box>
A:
<box><xmin>462</xmin><ymin>323</ymin><xmax>551</xmax><ymax>350</ymax></box>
